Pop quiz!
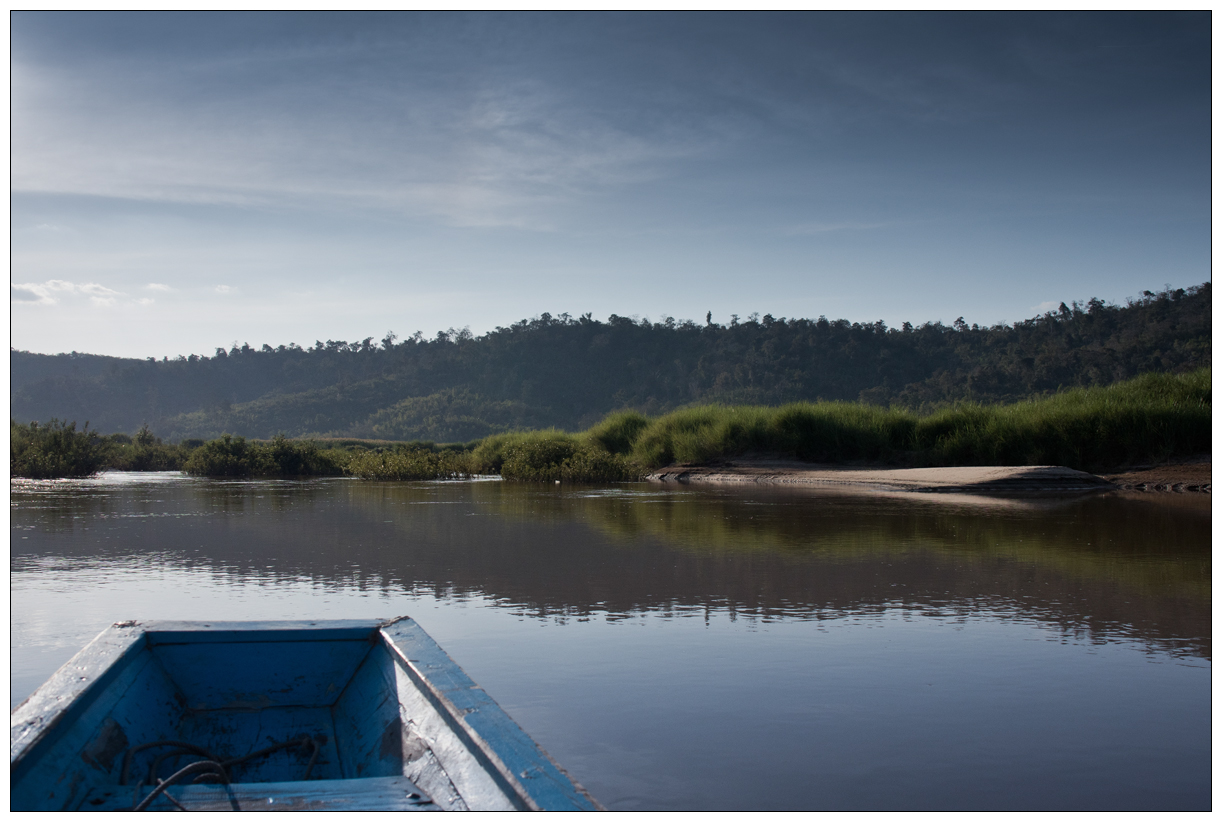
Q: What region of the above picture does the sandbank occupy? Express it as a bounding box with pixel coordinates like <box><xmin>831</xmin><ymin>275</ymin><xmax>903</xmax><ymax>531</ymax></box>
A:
<box><xmin>646</xmin><ymin>459</ymin><xmax>1211</xmax><ymax>494</ymax></box>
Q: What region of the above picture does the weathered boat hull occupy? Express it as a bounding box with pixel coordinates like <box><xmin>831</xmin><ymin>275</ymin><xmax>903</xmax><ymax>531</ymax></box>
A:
<box><xmin>10</xmin><ymin>618</ymin><xmax>601</xmax><ymax>811</ymax></box>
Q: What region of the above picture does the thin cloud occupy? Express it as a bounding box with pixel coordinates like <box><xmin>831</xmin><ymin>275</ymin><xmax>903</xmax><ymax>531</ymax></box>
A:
<box><xmin>215</xmin><ymin>285</ymin><xmax>234</xmax><ymax>294</ymax></box>
<box><xmin>10</xmin><ymin>284</ymin><xmax>50</xmax><ymax>303</ymax></box>
<box><xmin>146</xmin><ymin>282</ymin><xmax>173</xmax><ymax>291</ymax></box>
<box><xmin>10</xmin><ymin>279</ymin><xmax>122</xmax><ymax>306</ymax></box>
<box><xmin>9</xmin><ymin>39</ymin><xmax>721</xmax><ymax>231</ymax></box>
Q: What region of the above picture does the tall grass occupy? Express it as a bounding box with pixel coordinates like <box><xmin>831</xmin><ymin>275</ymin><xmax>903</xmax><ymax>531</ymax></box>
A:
<box><xmin>910</xmin><ymin>368</ymin><xmax>1211</xmax><ymax>470</ymax></box>
<box><xmin>585</xmin><ymin>411</ymin><xmax>651</xmax><ymax>455</ymax></box>
<box><xmin>629</xmin><ymin>402</ymin><xmax>916</xmax><ymax>466</ymax></box>
<box><xmin>625</xmin><ymin>368</ymin><xmax>1210</xmax><ymax>473</ymax></box>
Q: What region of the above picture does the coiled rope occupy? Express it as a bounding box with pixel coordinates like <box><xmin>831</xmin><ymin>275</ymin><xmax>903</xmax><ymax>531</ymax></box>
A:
<box><xmin>120</xmin><ymin>735</ymin><xmax>320</xmax><ymax>811</ymax></box>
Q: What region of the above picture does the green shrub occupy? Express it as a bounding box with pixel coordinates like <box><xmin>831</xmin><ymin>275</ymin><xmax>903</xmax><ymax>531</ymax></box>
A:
<box><xmin>182</xmin><ymin>434</ymin><xmax>345</xmax><ymax>477</ymax></box>
<box><xmin>102</xmin><ymin>425</ymin><xmax>188</xmax><ymax>471</ymax></box>
<box><xmin>462</xmin><ymin>429</ymin><xmax>645</xmax><ymax>482</ymax></box>
<box><xmin>500</xmin><ymin>437</ymin><xmax>579</xmax><ymax>481</ymax></box>
<box><xmin>182</xmin><ymin>434</ymin><xmax>263</xmax><ymax>476</ymax></box>
<box><xmin>556</xmin><ymin>444</ymin><xmax>645</xmax><ymax>483</ymax></box>
<box><xmin>264</xmin><ymin>434</ymin><xmax>345</xmax><ymax>476</ymax></box>
<box><xmin>494</xmin><ymin>436</ymin><xmax>642</xmax><ymax>482</ymax></box>
<box><xmin>467</xmin><ymin>430</ymin><xmax>565</xmax><ymax>475</ymax></box>
<box><xmin>11</xmin><ymin>419</ymin><xmax>106</xmax><ymax>479</ymax></box>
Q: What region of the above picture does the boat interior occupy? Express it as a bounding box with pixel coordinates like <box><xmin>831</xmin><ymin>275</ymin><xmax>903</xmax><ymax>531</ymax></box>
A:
<box><xmin>11</xmin><ymin>621</ymin><xmax>540</xmax><ymax>811</ymax></box>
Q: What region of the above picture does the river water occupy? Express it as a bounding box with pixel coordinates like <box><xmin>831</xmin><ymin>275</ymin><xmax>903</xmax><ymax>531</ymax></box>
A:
<box><xmin>9</xmin><ymin>473</ymin><xmax>1211</xmax><ymax>811</ymax></box>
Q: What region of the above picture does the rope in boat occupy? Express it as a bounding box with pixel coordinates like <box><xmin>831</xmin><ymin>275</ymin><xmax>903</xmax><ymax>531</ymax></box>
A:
<box><xmin>120</xmin><ymin>735</ymin><xmax>321</xmax><ymax>811</ymax></box>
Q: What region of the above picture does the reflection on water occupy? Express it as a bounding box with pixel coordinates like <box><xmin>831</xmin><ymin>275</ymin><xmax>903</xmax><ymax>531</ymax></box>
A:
<box><xmin>10</xmin><ymin>473</ymin><xmax>1212</xmax><ymax>811</ymax></box>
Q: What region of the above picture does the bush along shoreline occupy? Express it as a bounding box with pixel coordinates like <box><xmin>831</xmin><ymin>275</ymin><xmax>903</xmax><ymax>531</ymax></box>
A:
<box><xmin>181</xmin><ymin>434</ymin><xmax>346</xmax><ymax>477</ymax></box>
<box><xmin>10</xmin><ymin>368</ymin><xmax>1210</xmax><ymax>481</ymax></box>
<box><xmin>11</xmin><ymin>419</ymin><xmax>106</xmax><ymax>479</ymax></box>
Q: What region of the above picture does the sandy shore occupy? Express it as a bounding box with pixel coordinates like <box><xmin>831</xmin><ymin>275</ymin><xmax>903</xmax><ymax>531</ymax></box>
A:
<box><xmin>647</xmin><ymin>459</ymin><xmax>1211</xmax><ymax>494</ymax></box>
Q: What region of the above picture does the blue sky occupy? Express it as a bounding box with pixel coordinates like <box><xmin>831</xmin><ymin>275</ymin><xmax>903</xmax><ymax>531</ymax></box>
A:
<box><xmin>11</xmin><ymin>12</ymin><xmax>1211</xmax><ymax>358</ymax></box>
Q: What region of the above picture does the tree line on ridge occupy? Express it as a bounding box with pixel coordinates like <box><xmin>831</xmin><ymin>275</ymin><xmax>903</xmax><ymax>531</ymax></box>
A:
<box><xmin>9</xmin><ymin>282</ymin><xmax>1210</xmax><ymax>442</ymax></box>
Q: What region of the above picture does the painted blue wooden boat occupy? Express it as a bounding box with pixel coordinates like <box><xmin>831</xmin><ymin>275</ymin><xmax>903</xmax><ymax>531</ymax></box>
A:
<box><xmin>10</xmin><ymin>618</ymin><xmax>602</xmax><ymax>811</ymax></box>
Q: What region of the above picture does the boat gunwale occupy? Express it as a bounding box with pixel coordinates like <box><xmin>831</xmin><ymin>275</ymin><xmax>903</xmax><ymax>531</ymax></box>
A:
<box><xmin>378</xmin><ymin>617</ymin><xmax>542</xmax><ymax>811</ymax></box>
<box><xmin>10</xmin><ymin>622</ymin><xmax>146</xmax><ymax>775</ymax></box>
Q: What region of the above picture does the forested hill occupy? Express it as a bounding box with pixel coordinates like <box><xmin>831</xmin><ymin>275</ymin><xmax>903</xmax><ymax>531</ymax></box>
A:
<box><xmin>11</xmin><ymin>283</ymin><xmax>1211</xmax><ymax>443</ymax></box>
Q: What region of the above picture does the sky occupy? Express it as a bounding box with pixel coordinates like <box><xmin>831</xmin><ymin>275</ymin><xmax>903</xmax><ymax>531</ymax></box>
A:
<box><xmin>10</xmin><ymin>11</ymin><xmax>1212</xmax><ymax>359</ymax></box>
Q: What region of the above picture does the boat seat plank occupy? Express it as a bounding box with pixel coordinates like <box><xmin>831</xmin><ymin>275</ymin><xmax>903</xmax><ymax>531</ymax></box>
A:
<box><xmin>79</xmin><ymin>776</ymin><xmax>440</xmax><ymax>812</ymax></box>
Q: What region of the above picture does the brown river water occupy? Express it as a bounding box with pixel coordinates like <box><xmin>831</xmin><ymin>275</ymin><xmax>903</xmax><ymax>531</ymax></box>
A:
<box><xmin>10</xmin><ymin>473</ymin><xmax>1211</xmax><ymax>811</ymax></box>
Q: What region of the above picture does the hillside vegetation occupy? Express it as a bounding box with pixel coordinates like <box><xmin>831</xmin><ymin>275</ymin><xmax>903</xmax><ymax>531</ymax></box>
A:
<box><xmin>10</xmin><ymin>283</ymin><xmax>1211</xmax><ymax>442</ymax></box>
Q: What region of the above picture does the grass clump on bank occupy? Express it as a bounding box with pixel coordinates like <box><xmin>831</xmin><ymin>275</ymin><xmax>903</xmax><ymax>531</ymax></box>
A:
<box><xmin>182</xmin><ymin>434</ymin><xmax>345</xmax><ymax>477</ymax></box>
<box><xmin>622</xmin><ymin>368</ymin><xmax>1211</xmax><ymax>473</ymax></box>
<box><xmin>911</xmin><ymin>369</ymin><xmax>1211</xmax><ymax>470</ymax></box>
<box><xmin>11</xmin><ymin>419</ymin><xmax>106</xmax><ymax>479</ymax></box>
<box><xmin>628</xmin><ymin>402</ymin><xmax>915</xmax><ymax>467</ymax></box>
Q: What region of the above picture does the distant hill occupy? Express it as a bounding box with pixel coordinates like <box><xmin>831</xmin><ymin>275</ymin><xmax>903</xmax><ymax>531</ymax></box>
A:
<box><xmin>10</xmin><ymin>350</ymin><xmax>134</xmax><ymax>390</ymax></box>
<box><xmin>10</xmin><ymin>283</ymin><xmax>1211</xmax><ymax>442</ymax></box>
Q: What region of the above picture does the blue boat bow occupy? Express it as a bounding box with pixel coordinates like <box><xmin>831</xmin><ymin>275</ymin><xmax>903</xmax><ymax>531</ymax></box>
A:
<box><xmin>11</xmin><ymin>618</ymin><xmax>602</xmax><ymax>811</ymax></box>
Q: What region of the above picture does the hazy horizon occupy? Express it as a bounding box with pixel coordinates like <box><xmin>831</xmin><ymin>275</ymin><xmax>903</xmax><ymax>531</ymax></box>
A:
<box><xmin>11</xmin><ymin>12</ymin><xmax>1211</xmax><ymax>359</ymax></box>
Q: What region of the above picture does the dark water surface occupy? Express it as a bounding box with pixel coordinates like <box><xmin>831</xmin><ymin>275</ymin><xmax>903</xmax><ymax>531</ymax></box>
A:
<box><xmin>10</xmin><ymin>473</ymin><xmax>1211</xmax><ymax>811</ymax></box>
